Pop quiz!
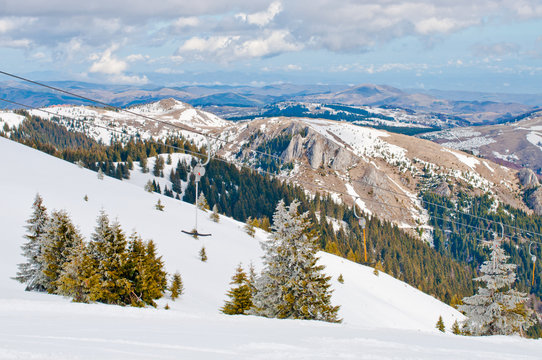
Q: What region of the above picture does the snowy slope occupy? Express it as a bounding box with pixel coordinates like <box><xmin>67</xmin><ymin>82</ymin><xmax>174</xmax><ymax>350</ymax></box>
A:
<box><xmin>0</xmin><ymin>137</ymin><xmax>541</xmax><ymax>359</ymax></box>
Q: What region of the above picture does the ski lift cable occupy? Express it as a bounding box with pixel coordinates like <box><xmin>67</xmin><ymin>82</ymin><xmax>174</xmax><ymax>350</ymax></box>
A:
<box><xmin>1</xmin><ymin>71</ymin><xmax>538</xmax><ymax>240</ymax></box>
<box><xmin>0</xmin><ymin>70</ymin><xmax>284</xmax><ymax>164</ymax></box>
<box><xmin>2</xmin><ymin>96</ymin><xmax>542</xmax><ymax>246</ymax></box>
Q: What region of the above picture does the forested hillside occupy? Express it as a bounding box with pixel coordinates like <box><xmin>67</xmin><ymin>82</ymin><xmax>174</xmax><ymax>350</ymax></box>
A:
<box><xmin>1</xmin><ymin>113</ymin><xmax>478</xmax><ymax>305</ymax></box>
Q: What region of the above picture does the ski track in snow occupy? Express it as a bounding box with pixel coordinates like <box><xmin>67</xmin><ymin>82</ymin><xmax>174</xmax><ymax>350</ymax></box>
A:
<box><xmin>0</xmin><ymin>137</ymin><xmax>541</xmax><ymax>359</ymax></box>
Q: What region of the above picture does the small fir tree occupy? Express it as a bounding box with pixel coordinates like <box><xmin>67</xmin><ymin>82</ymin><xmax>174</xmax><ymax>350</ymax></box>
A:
<box><xmin>39</xmin><ymin>209</ymin><xmax>84</xmax><ymax>293</ymax></box>
<box><xmin>210</xmin><ymin>204</ymin><xmax>220</xmax><ymax>223</ymax></box>
<box><xmin>458</xmin><ymin>241</ymin><xmax>534</xmax><ymax>336</ymax></box>
<box><xmin>85</xmin><ymin>213</ymin><xmax>133</xmax><ymax>305</ymax></box>
<box><xmin>373</xmin><ymin>261</ymin><xmax>384</xmax><ymax>276</ymax></box>
<box><xmin>166</xmin><ymin>154</ymin><xmax>172</xmax><ymax>165</ymax></box>
<box><xmin>14</xmin><ymin>194</ymin><xmax>49</xmax><ymax>291</ymax></box>
<box><xmin>126</xmin><ymin>234</ymin><xmax>168</xmax><ymax>307</ymax></box>
<box><xmin>247</xmin><ymin>262</ymin><xmax>257</xmax><ymax>297</ymax></box>
<box><xmin>197</xmin><ymin>193</ymin><xmax>209</xmax><ymax>212</ymax></box>
<box><xmin>244</xmin><ymin>217</ymin><xmax>256</xmax><ymax>237</ymax></box>
<box><xmin>155</xmin><ymin>199</ymin><xmax>165</xmax><ymax>211</ymax></box>
<box><xmin>83</xmin><ymin>194</ymin><xmax>88</xmax><ymax>202</ymax></box>
<box><xmin>56</xmin><ymin>241</ymin><xmax>92</xmax><ymax>303</ymax></box>
<box><xmin>259</xmin><ymin>216</ymin><xmax>271</xmax><ymax>232</ymax></box>
<box><xmin>153</xmin><ymin>155</ymin><xmax>165</xmax><ymax>177</ymax></box>
<box><xmin>337</xmin><ymin>274</ymin><xmax>344</xmax><ymax>284</ymax></box>
<box><xmin>97</xmin><ymin>168</ymin><xmax>105</xmax><ymax>180</ymax></box>
<box><xmin>140</xmin><ymin>154</ymin><xmax>149</xmax><ymax>173</ymax></box>
<box><xmin>221</xmin><ymin>264</ymin><xmax>253</xmax><ymax>315</ymax></box>
<box><xmin>452</xmin><ymin>320</ymin><xmax>461</xmax><ymax>335</ymax></box>
<box><xmin>252</xmin><ymin>199</ymin><xmax>341</xmax><ymax>322</ymax></box>
<box><xmin>436</xmin><ymin>315</ymin><xmax>445</xmax><ymax>332</ymax></box>
<box><xmin>199</xmin><ymin>246</ymin><xmax>208</xmax><ymax>262</ymax></box>
<box><xmin>169</xmin><ymin>272</ymin><xmax>184</xmax><ymax>300</ymax></box>
<box><xmin>144</xmin><ymin>180</ymin><xmax>154</xmax><ymax>192</ymax></box>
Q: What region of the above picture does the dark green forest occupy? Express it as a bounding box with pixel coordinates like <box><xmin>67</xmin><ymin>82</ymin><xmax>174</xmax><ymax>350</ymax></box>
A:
<box><xmin>422</xmin><ymin>191</ymin><xmax>542</xmax><ymax>298</ymax></box>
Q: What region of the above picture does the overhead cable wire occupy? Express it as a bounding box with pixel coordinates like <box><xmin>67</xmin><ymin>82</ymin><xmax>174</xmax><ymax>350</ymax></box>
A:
<box><xmin>1</xmin><ymin>72</ymin><xmax>542</xmax><ymax>243</ymax></box>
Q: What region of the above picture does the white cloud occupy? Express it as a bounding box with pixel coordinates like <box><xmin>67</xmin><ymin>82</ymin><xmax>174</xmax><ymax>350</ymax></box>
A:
<box><xmin>285</xmin><ymin>64</ymin><xmax>301</xmax><ymax>71</ymax></box>
<box><xmin>471</xmin><ymin>42</ymin><xmax>521</xmax><ymax>57</ymax></box>
<box><xmin>178</xmin><ymin>35</ymin><xmax>238</xmax><ymax>53</ymax></box>
<box><xmin>126</xmin><ymin>53</ymin><xmax>149</xmax><ymax>62</ymax></box>
<box><xmin>235</xmin><ymin>30</ymin><xmax>301</xmax><ymax>58</ymax></box>
<box><xmin>0</xmin><ymin>38</ymin><xmax>32</xmax><ymax>48</ymax></box>
<box><xmin>236</xmin><ymin>1</ymin><xmax>283</xmax><ymax>27</ymax></box>
<box><xmin>155</xmin><ymin>67</ymin><xmax>184</xmax><ymax>74</ymax></box>
<box><xmin>89</xmin><ymin>44</ymin><xmax>127</xmax><ymax>75</ymax></box>
<box><xmin>0</xmin><ymin>17</ymin><xmax>36</xmax><ymax>34</ymax></box>
<box><xmin>112</xmin><ymin>74</ymin><xmax>148</xmax><ymax>85</ymax></box>
<box><xmin>174</xmin><ymin>17</ymin><xmax>200</xmax><ymax>28</ymax></box>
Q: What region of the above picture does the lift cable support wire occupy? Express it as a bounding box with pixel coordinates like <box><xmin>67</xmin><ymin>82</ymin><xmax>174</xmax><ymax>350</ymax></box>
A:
<box><xmin>0</xmin><ymin>69</ymin><xmax>539</xmax><ymax>243</ymax></box>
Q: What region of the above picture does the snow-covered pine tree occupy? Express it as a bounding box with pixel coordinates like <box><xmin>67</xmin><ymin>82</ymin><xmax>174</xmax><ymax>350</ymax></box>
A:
<box><xmin>86</xmin><ymin>212</ymin><xmax>132</xmax><ymax>304</ymax></box>
<box><xmin>197</xmin><ymin>193</ymin><xmax>209</xmax><ymax>212</ymax></box>
<box><xmin>252</xmin><ymin>199</ymin><xmax>341</xmax><ymax>322</ymax></box>
<box><xmin>39</xmin><ymin>209</ymin><xmax>84</xmax><ymax>293</ymax></box>
<box><xmin>221</xmin><ymin>264</ymin><xmax>253</xmax><ymax>315</ymax></box>
<box><xmin>247</xmin><ymin>262</ymin><xmax>257</xmax><ymax>297</ymax></box>
<box><xmin>210</xmin><ymin>204</ymin><xmax>220</xmax><ymax>223</ymax></box>
<box><xmin>56</xmin><ymin>241</ymin><xmax>93</xmax><ymax>302</ymax></box>
<box><xmin>458</xmin><ymin>240</ymin><xmax>533</xmax><ymax>336</ymax></box>
<box><xmin>14</xmin><ymin>194</ymin><xmax>49</xmax><ymax>291</ymax></box>
<box><xmin>169</xmin><ymin>272</ymin><xmax>184</xmax><ymax>300</ymax></box>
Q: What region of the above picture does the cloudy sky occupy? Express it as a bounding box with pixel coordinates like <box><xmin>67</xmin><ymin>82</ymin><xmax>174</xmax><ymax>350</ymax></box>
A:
<box><xmin>1</xmin><ymin>0</ymin><xmax>542</xmax><ymax>92</ymax></box>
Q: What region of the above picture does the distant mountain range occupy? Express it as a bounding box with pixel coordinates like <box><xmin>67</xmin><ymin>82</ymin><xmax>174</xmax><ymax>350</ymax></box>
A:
<box><xmin>1</xmin><ymin>80</ymin><xmax>539</xmax><ymax>126</ymax></box>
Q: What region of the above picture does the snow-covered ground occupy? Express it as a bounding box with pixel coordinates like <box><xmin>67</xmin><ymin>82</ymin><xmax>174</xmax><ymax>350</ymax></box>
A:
<box><xmin>1</xmin><ymin>137</ymin><xmax>541</xmax><ymax>359</ymax></box>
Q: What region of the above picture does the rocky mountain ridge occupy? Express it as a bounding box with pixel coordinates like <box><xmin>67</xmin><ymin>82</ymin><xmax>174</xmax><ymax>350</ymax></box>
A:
<box><xmin>0</xmin><ymin>98</ymin><xmax>535</xmax><ymax>239</ymax></box>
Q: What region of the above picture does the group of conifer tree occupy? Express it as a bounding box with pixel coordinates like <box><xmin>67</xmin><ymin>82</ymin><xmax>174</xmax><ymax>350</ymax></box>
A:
<box><xmin>15</xmin><ymin>194</ymin><xmax>172</xmax><ymax>307</ymax></box>
<box><xmin>222</xmin><ymin>199</ymin><xmax>341</xmax><ymax>323</ymax></box>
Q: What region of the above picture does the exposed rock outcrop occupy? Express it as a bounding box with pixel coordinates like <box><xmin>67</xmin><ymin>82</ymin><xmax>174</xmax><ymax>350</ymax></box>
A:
<box><xmin>519</xmin><ymin>168</ymin><xmax>539</xmax><ymax>189</ymax></box>
<box><xmin>433</xmin><ymin>181</ymin><xmax>452</xmax><ymax>197</ymax></box>
<box><xmin>281</xmin><ymin>127</ymin><xmax>356</xmax><ymax>170</ymax></box>
<box><xmin>527</xmin><ymin>187</ymin><xmax>542</xmax><ymax>215</ymax></box>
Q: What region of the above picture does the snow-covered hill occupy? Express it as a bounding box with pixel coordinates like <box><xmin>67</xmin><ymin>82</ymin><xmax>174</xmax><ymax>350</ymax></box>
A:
<box><xmin>0</xmin><ymin>99</ymin><xmax>528</xmax><ymax>240</ymax></box>
<box><xmin>1</xmin><ymin>137</ymin><xmax>540</xmax><ymax>358</ymax></box>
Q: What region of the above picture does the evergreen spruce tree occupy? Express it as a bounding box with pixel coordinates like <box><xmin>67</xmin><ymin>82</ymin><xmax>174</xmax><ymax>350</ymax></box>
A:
<box><xmin>140</xmin><ymin>154</ymin><xmax>149</xmax><ymax>173</ymax></box>
<box><xmin>210</xmin><ymin>204</ymin><xmax>220</xmax><ymax>223</ymax></box>
<box><xmin>39</xmin><ymin>209</ymin><xmax>83</xmax><ymax>293</ymax></box>
<box><xmin>126</xmin><ymin>235</ymin><xmax>167</xmax><ymax>307</ymax></box>
<box><xmin>197</xmin><ymin>193</ymin><xmax>209</xmax><ymax>212</ymax></box>
<box><xmin>337</xmin><ymin>274</ymin><xmax>344</xmax><ymax>284</ymax></box>
<box><xmin>155</xmin><ymin>199</ymin><xmax>165</xmax><ymax>211</ymax></box>
<box><xmin>144</xmin><ymin>180</ymin><xmax>154</xmax><ymax>192</ymax></box>
<box><xmin>86</xmin><ymin>212</ymin><xmax>132</xmax><ymax>304</ymax></box>
<box><xmin>221</xmin><ymin>264</ymin><xmax>253</xmax><ymax>315</ymax></box>
<box><xmin>14</xmin><ymin>194</ymin><xmax>49</xmax><ymax>291</ymax></box>
<box><xmin>97</xmin><ymin>168</ymin><xmax>105</xmax><ymax>180</ymax></box>
<box><xmin>244</xmin><ymin>217</ymin><xmax>256</xmax><ymax>237</ymax></box>
<box><xmin>169</xmin><ymin>272</ymin><xmax>183</xmax><ymax>300</ymax></box>
<box><xmin>458</xmin><ymin>241</ymin><xmax>534</xmax><ymax>336</ymax></box>
<box><xmin>153</xmin><ymin>155</ymin><xmax>164</xmax><ymax>177</ymax></box>
<box><xmin>56</xmin><ymin>241</ymin><xmax>93</xmax><ymax>302</ymax></box>
<box><xmin>252</xmin><ymin>199</ymin><xmax>341</xmax><ymax>322</ymax></box>
<box><xmin>436</xmin><ymin>315</ymin><xmax>445</xmax><ymax>332</ymax></box>
<box><xmin>452</xmin><ymin>320</ymin><xmax>461</xmax><ymax>335</ymax></box>
<box><xmin>199</xmin><ymin>246</ymin><xmax>208</xmax><ymax>262</ymax></box>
